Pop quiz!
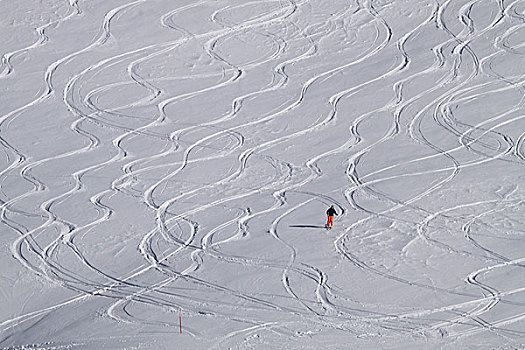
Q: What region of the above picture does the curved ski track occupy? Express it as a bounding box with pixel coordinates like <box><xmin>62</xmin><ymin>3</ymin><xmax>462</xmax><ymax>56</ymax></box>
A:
<box><xmin>1</xmin><ymin>0</ymin><xmax>525</xmax><ymax>348</ymax></box>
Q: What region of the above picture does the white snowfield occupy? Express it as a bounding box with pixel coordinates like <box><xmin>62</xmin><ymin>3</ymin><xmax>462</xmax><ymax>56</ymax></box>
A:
<box><xmin>1</xmin><ymin>0</ymin><xmax>524</xmax><ymax>348</ymax></box>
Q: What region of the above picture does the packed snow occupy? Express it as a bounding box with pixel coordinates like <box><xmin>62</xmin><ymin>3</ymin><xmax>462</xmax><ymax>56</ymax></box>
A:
<box><xmin>1</xmin><ymin>0</ymin><xmax>525</xmax><ymax>348</ymax></box>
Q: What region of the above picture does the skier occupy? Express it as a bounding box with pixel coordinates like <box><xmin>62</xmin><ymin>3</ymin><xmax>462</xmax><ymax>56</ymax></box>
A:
<box><xmin>326</xmin><ymin>205</ymin><xmax>338</xmax><ymax>229</ymax></box>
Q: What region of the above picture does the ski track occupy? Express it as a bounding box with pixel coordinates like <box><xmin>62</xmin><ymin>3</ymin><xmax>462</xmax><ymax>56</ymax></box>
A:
<box><xmin>1</xmin><ymin>0</ymin><xmax>525</xmax><ymax>347</ymax></box>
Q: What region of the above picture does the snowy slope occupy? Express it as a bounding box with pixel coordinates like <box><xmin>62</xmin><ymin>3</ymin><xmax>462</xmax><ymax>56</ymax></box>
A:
<box><xmin>1</xmin><ymin>0</ymin><xmax>525</xmax><ymax>348</ymax></box>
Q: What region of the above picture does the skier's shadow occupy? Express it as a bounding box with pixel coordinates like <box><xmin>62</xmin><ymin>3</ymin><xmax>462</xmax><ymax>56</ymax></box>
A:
<box><xmin>288</xmin><ymin>225</ymin><xmax>325</xmax><ymax>229</ymax></box>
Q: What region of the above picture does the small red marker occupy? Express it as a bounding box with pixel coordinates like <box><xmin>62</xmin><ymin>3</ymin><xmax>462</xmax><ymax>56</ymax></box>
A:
<box><xmin>179</xmin><ymin>311</ymin><xmax>182</xmax><ymax>334</ymax></box>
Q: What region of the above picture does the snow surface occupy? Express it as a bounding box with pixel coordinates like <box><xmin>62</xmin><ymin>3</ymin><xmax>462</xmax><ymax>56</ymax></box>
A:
<box><xmin>1</xmin><ymin>0</ymin><xmax>525</xmax><ymax>348</ymax></box>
